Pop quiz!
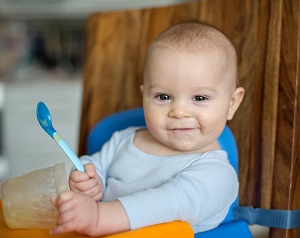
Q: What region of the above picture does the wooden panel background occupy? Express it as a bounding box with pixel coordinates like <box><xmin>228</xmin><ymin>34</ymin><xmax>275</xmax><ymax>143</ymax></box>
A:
<box><xmin>78</xmin><ymin>0</ymin><xmax>300</xmax><ymax>237</ymax></box>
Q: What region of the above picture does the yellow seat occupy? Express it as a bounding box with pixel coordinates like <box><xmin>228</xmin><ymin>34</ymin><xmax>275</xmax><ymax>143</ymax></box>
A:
<box><xmin>0</xmin><ymin>200</ymin><xmax>193</xmax><ymax>238</ymax></box>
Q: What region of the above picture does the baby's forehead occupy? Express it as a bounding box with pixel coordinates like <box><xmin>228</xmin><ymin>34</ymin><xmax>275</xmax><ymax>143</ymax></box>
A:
<box><xmin>146</xmin><ymin>44</ymin><xmax>237</xmax><ymax>90</ymax></box>
<box><xmin>149</xmin><ymin>43</ymin><xmax>232</xmax><ymax>74</ymax></box>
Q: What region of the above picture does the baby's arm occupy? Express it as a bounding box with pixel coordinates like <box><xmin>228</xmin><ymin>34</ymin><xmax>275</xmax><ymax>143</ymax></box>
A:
<box><xmin>69</xmin><ymin>163</ymin><xmax>103</xmax><ymax>201</ymax></box>
<box><xmin>50</xmin><ymin>191</ymin><xmax>130</xmax><ymax>236</ymax></box>
<box><xmin>118</xmin><ymin>159</ymin><xmax>239</xmax><ymax>232</ymax></box>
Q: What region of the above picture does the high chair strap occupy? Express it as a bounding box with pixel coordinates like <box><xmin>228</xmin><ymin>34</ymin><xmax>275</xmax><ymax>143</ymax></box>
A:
<box><xmin>234</xmin><ymin>206</ymin><xmax>300</xmax><ymax>229</ymax></box>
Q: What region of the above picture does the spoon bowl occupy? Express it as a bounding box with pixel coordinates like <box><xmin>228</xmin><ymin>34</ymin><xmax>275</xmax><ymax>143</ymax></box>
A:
<box><xmin>36</xmin><ymin>102</ymin><xmax>85</xmax><ymax>172</ymax></box>
<box><xmin>36</xmin><ymin>102</ymin><xmax>56</xmax><ymax>137</ymax></box>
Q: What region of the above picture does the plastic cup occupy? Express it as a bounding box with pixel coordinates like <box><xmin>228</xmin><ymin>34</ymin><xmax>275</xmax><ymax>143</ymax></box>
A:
<box><xmin>1</xmin><ymin>163</ymin><xmax>69</xmax><ymax>229</ymax></box>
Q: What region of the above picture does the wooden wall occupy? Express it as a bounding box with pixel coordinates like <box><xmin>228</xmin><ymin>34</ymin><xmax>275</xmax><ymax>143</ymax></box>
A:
<box><xmin>78</xmin><ymin>0</ymin><xmax>300</xmax><ymax>237</ymax></box>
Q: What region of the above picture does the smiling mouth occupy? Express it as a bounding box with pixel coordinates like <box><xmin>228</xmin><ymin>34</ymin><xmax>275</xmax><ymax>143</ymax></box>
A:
<box><xmin>169</xmin><ymin>128</ymin><xmax>196</xmax><ymax>131</ymax></box>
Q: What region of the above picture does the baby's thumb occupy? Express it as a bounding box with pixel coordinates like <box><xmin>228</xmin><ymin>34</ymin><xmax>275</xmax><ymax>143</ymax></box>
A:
<box><xmin>84</xmin><ymin>163</ymin><xmax>96</xmax><ymax>178</ymax></box>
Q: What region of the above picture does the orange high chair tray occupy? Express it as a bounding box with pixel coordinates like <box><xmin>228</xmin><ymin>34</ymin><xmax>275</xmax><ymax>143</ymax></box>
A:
<box><xmin>0</xmin><ymin>200</ymin><xmax>193</xmax><ymax>238</ymax></box>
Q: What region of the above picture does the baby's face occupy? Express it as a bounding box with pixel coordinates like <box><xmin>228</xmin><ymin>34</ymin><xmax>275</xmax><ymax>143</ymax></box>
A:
<box><xmin>142</xmin><ymin>48</ymin><xmax>242</xmax><ymax>153</ymax></box>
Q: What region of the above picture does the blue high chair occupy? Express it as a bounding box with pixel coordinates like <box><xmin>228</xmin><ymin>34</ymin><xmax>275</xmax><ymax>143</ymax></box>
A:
<box><xmin>87</xmin><ymin>108</ymin><xmax>253</xmax><ymax>238</ymax></box>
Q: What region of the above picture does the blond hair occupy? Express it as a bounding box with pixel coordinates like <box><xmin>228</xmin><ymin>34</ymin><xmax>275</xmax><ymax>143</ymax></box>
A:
<box><xmin>145</xmin><ymin>22</ymin><xmax>238</xmax><ymax>87</ymax></box>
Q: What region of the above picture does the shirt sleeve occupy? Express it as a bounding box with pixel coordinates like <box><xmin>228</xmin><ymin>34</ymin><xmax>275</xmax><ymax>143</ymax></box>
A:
<box><xmin>117</xmin><ymin>159</ymin><xmax>238</xmax><ymax>233</ymax></box>
<box><xmin>79</xmin><ymin>127</ymin><xmax>137</xmax><ymax>192</ymax></box>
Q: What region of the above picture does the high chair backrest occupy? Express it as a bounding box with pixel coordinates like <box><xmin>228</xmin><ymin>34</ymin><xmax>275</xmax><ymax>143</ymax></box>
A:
<box><xmin>87</xmin><ymin>107</ymin><xmax>238</xmax><ymax>224</ymax></box>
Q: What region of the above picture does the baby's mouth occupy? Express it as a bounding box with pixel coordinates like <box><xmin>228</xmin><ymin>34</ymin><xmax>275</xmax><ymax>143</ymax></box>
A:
<box><xmin>172</xmin><ymin>128</ymin><xmax>194</xmax><ymax>131</ymax></box>
<box><xmin>169</xmin><ymin>127</ymin><xmax>195</xmax><ymax>131</ymax></box>
<box><xmin>168</xmin><ymin>127</ymin><xmax>198</xmax><ymax>132</ymax></box>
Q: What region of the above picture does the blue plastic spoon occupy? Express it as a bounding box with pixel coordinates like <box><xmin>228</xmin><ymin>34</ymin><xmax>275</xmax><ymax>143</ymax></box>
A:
<box><xmin>36</xmin><ymin>101</ymin><xmax>85</xmax><ymax>172</ymax></box>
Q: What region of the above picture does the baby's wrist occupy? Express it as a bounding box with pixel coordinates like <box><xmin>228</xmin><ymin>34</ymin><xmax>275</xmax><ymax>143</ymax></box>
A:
<box><xmin>86</xmin><ymin>202</ymin><xmax>105</xmax><ymax>236</ymax></box>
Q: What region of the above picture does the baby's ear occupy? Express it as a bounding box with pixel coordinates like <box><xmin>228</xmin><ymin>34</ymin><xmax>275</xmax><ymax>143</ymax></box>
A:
<box><xmin>140</xmin><ymin>85</ymin><xmax>144</xmax><ymax>95</ymax></box>
<box><xmin>227</xmin><ymin>87</ymin><xmax>245</xmax><ymax>120</ymax></box>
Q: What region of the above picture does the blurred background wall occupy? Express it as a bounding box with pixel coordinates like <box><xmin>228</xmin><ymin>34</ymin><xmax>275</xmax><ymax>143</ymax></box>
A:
<box><xmin>0</xmin><ymin>18</ymin><xmax>85</xmax><ymax>180</ymax></box>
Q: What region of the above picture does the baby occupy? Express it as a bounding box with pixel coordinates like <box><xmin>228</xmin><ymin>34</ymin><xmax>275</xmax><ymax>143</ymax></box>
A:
<box><xmin>50</xmin><ymin>22</ymin><xmax>244</xmax><ymax>236</ymax></box>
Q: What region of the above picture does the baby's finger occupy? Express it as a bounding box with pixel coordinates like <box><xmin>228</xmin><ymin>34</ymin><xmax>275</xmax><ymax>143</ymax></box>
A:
<box><xmin>56</xmin><ymin>207</ymin><xmax>74</xmax><ymax>225</ymax></box>
<box><xmin>70</xmin><ymin>176</ymin><xmax>99</xmax><ymax>192</ymax></box>
<box><xmin>50</xmin><ymin>223</ymin><xmax>72</xmax><ymax>235</ymax></box>
<box><xmin>55</xmin><ymin>191</ymin><xmax>74</xmax><ymax>207</ymax></box>
<box><xmin>50</xmin><ymin>195</ymin><xmax>57</xmax><ymax>208</ymax></box>
<box><xmin>84</xmin><ymin>163</ymin><xmax>97</xmax><ymax>178</ymax></box>
<box><xmin>69</xmin><ymin>170</ymin><xmax>90</xmax><ymax>183</ymax></box>
<box><xmin>84</xmin><ymin>185</ymin><xmax>103</xmax><ymax>201</ymax></box>
<box><xmin>56</xmin><ymin>201</ymin><xmax>75</xmax><ymax>216</ymax></box>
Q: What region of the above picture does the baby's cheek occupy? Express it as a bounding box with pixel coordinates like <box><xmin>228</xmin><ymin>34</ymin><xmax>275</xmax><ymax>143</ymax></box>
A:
<box><xmin>145</xmin><ymin>118</ymin><xmax>160</xmax><ymax>132</ymax></box>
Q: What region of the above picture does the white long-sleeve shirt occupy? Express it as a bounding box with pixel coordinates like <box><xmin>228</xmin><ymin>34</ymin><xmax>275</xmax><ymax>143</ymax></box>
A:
<box><xmin>80</xmin><ymin>127</ymin><xmax>238</xmax><ymax>233</ymax></box>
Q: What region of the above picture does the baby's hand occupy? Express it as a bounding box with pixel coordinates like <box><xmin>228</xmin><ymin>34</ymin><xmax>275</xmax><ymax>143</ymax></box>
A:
<box><xmin>69</xmin><ymin>163</ymin><xmax>103</xmax><ymax>201</ymax></box>
<box><xmin>50</xmin><ymin>191</ymin><xmax>99</xmax><ymax>236</ymax></box>
<box><xmin>50</xmin><ymin>191</ymin><xmax>130</xmax><ymax>236</ymax></box>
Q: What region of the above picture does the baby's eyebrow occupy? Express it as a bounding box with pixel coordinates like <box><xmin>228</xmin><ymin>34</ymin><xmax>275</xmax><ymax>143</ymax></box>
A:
<box><xmin>194</xmin><ymin>87</ymin><xmax>217</xmax><ymax>93</ymax></box>
<box><xmin>148</xmin><ymin>83</ymin><xmax>161</xmax><ymax>88</ymax></box>
<box><xmin>148</xmin><ymin>84</ymin><xmax>167</xmax><ymax>91</ymax></box>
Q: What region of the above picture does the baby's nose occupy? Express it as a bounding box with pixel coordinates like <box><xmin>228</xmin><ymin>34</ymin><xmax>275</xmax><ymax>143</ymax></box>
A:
<box><xmin>168</xmin><ymin>102</ymin><xmax>191</xmax><ymax>119</ymax></box>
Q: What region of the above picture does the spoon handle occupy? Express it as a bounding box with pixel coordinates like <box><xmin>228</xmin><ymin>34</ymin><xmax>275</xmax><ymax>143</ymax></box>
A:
<box><xmin>53</xmin><ymin>132</ymin><xmax>85</xmax><ymax>172</ymax></box>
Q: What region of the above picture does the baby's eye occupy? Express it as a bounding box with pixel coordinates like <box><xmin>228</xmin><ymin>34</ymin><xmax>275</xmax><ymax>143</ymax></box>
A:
<box><xmin>193</xmin><ymin>95</ymin><xmax>207</xmax><ymax>101</ymax></box>
<box><xmin>156</xmin><ymin>94</ymin><xmax>171</xmax><ymax>101</ymax></box>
